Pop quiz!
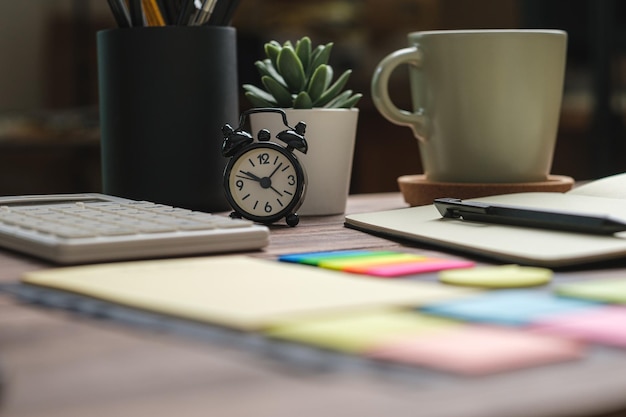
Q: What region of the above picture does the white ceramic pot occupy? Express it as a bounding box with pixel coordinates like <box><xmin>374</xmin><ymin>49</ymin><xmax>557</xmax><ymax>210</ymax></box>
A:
<box><xmin>250</xmin><ymin>108</ymin><xmax>359</xmax><ymax>215</ymax></box>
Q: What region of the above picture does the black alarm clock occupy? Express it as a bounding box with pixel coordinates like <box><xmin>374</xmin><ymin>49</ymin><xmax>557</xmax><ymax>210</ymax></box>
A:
<box><xmin>221</xmin><ymin>108</ymin><xmax>308</xmax><ymax>227</ymax></box>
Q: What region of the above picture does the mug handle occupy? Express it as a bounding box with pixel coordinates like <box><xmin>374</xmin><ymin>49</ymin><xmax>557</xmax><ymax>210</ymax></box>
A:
<box><xmin>371</xmin><ymin>47</ymin><xmax>428</xmax><ymax>142</ymax></box>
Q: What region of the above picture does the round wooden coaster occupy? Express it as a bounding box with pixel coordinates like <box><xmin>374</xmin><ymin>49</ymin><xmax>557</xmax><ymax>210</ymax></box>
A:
<box><xmin>397</xmin><ymin>174</ymin><xmax>575</xmax><ymax>207</ymax></box>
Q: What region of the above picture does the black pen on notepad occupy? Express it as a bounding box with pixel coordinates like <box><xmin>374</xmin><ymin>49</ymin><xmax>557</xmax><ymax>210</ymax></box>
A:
<box><xmin>433</xmin><ymin>197</ymin><xmax>626</xmax><ymax>235</ymax></box>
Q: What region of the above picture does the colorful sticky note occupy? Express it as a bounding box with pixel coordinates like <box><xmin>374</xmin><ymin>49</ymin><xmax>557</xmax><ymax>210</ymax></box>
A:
<box><xmin>279</xmin><ymin>250</ymin><xmax>474</xmax><ymax>277</ymax></box>
<box><xmin>420</xmin><ymin>290</ymin><xmax>600</xmax><ymax>326</ymax></box>
<box><xmin>533</xmin><ymin>307</ymin><xmax>626</xmax><ymax>348</ymax></box>
<box><xmin>279</xmin><ymin>250</ymin><xmax>390</xmax><ymax>266</ymax></box>
<box><xmin>318</xmin><ymin>253</ymin><xmax>427</xmax><ymax>270</ymax></box>
<box><xmin>555</xmin><ymin>278</ymin><xmax>626</xmax><ymax>304</ymax></box>
<box><xmin>367</xmin><ymin>325</ymin><xmax>585</xmax><ymax>375</ymax></box>
<box><xmin>338</xmin><ymin>258</ymin><xmax>475</xmax><ymax>277</ymax></box>
<box><xmin>265</xmin><ymin>309</ymin><xmax>459</xmax><ymax>353</ymax></box>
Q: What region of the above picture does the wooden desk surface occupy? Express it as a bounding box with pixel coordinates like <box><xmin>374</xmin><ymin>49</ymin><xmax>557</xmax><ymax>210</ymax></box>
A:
<box><xmin>2</xmin><ymin>193</ymin><xmax>626</xmax><ymax>417</ymax></box>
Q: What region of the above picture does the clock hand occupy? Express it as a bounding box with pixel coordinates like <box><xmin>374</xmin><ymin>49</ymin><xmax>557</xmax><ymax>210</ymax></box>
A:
<box><xmin>238</xmin><ymin>171</ymin><xmax>262</xmax><ymax>182</ymax></box>
<box><xmin>240</xmin><ymin>170</ymin><xmax>283</xmax><ymax>196</ymax></box>
<box><xmin>270</xmin><ymin>186</ymin><xmax>283</xmax><ymax>197</ymax></box>
<box><xmin>268</xmin><ymin>162</ymin><xmax>283</xmax><ymax>178</ymax></box>
<box><xmin>240</xmin><ymin>171</ymin><xmax>277</xmax><ymax>193</ymax></box>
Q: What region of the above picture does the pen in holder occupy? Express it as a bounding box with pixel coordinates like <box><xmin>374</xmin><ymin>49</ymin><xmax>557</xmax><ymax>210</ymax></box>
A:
<box><xmin>97</xmin><ymin>26</ymin><xmax>237</xmax><ymax>212</ymax></box>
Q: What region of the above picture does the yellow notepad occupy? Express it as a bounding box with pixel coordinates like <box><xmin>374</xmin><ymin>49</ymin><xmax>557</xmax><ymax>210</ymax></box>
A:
<box><xmin>21</xmin><ymin>256</ymin><xmax>474</xmax><ymax>331</ymax></box>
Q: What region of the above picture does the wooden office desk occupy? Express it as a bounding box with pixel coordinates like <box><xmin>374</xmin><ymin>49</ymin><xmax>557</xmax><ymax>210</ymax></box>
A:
<box><xmin>2</xmin><ymin>193</ymin><xmax>626</xmax><ymax>417</ymax></box>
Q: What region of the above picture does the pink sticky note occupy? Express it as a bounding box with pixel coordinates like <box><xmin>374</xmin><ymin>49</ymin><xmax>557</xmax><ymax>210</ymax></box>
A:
<box><xmin>367</xmin><ymin>325</ymin><xmax>584</xmax><ymax>375</ymax></box>
<box><xmin>533</xmin><ymin>306</ymin><xmax>626</xmax><ymax>347</ymax></box>
<box><xmin>345</xmin><ymin>259</ymin><xmax>475</xmax><ymax>277</ymax></box>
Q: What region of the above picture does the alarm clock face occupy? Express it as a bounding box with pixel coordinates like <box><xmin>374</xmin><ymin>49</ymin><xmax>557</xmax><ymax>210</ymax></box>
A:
<box><xmin>224</xmin><ymin>142</ymin><xmax>306</xmax><ymax>223</ymax></box>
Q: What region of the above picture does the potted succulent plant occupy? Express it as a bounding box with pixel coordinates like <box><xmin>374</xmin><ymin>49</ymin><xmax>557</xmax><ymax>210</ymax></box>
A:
<box><xmin>243</xmin><ymin>36</ymin><xmax>362</xmax><ymax>109</ymax></box>
<box><xmin>243</xmin><ymin>36</ymin><xmax>361</xmax><ymax>216</ymax></box>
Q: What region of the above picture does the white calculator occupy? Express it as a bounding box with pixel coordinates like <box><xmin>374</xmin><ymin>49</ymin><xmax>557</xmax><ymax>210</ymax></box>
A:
<box><xmin>0</xmin><ymin>193</ymin><xmax>269</xmax><ymax>264</ymax></box>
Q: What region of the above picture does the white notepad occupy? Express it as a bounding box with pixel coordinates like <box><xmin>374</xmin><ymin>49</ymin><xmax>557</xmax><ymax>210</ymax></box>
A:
<box><xmin>346</xmin><ymin>173</ymin><xmax>626</xmax><ymax>267</ymax></box>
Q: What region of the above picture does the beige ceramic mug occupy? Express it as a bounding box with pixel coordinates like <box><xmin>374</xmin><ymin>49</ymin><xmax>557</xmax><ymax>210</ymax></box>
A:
<box><xmin>371</xmin><ymin>29</ymin><xmax>567</xmax><ymax>183</ymax></box>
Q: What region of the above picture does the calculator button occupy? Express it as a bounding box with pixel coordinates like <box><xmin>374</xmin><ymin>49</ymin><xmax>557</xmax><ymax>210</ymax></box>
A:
<box><xmin>173</xmin><ymin>221</ymin><xmax>215</xmax><ymax>231</ymax></box>
<box><xmin>135</xmin><ymin>223</ymin><xmax>177</xmax><ymax>233</ymax></box>
<box><xmin>95</xmin><ymin>226</ymin><xmax>137</xmax><ymax>236</ymax></box>
<box><xmin>214</xmin><ymin>218</ymin><xmax>254</xmax><ymax>228</ymax></box>
<box><xmin>176</xmin><ymin>212</ymin><xmax>218</xmax><ymax>221</ymax></box>
<box><xmin>45</xmin><ymin>226</ymin><xmax>95</xmax><ymax>238</ymax></box>
<box><xmin>2</xmin><ymin>215</ymin><xmax>34</xmax><ymax>227</ymax></box>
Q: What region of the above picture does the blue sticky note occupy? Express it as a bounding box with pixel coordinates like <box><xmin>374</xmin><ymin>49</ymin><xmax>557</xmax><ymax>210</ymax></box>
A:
<box><xmin>420</xmin><ymin>290</ymin><xmax>600</xmax><ymax>326</ymax></box>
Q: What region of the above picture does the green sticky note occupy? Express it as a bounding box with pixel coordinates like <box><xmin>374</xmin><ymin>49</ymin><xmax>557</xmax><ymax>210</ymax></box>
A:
<box><xmin>556</xmin><ymin>278</ymin><xmax>626</xmax><ymax>304</ymax></box>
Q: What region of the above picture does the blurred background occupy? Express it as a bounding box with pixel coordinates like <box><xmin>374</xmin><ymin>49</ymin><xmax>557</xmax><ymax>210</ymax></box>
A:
<box><xmin>1</xmin><ymin>0</ymin><xmax>625</xmax><ymax>196</ymax></box>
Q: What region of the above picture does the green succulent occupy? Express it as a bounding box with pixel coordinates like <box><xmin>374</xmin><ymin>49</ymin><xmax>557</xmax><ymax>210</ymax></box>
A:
<box><xmin>243</xmin><ymin>36</ymin><xmax>362</xmax><ymax>109</ymax></box>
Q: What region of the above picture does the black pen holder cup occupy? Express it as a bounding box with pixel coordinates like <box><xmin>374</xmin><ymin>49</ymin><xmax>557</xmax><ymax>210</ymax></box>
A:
<box><xmin>97</xmin><ymin>26</ymin><xmax>237</xmax><ymax>212</ymax></box>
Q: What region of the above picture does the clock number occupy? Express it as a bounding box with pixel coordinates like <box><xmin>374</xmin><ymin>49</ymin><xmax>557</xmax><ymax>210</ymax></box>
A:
<box><xmin>288</xmin><ymin>174</ymin><xmax>296</xmax><ymax>186</ymax></box>
<box><xmin>257</xmin><ymin>152</ymin><xmax>270</xmax><ymax>165</ymax></box>
<box><xmin>235</xmin><ymin>179</ymin><xmax>244</xmax><ymax>190</ymax></box>
<box><xmin>264</xmin><ymin>202</ymin><xmax>273</xmax><ymax>213</ymax></box>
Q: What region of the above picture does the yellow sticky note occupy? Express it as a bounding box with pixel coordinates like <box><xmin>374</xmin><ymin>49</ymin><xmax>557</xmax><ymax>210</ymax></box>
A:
<box><xmin>439</xmin><ymin>265</ymin><xmax>552</xmax><ymax>288</ymax></box>
<box><xmin>266</xmin><ymin>309</ymin><xmax>459</xmax><ymax>353</ymax></box>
